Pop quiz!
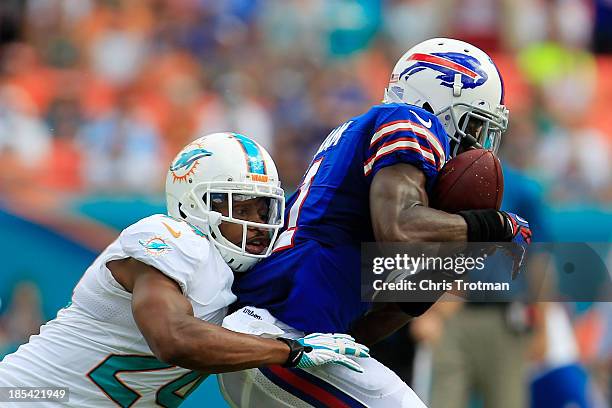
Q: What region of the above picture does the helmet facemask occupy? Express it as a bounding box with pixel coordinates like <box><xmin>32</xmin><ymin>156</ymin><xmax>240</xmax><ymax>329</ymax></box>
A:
<box><xmin>441</xmin><ymin>102</ymin><xmax>509</xmax><ymax>157</ymax></box>
<box><xmin>180</xmin><ymin>181</ymin><xmax>285</xmax><ymax>272</ymax></box>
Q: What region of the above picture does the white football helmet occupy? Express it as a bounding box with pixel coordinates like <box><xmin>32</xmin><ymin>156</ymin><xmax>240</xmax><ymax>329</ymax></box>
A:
<box><xmin>384</xmin><ymin>38</ymin><xmax>509</xmax><ymax>157</ymax></box>
<box><xmin>166</xmin><ymin>132</ymin><xmax>284</xmax><ymax>272</ymax></box>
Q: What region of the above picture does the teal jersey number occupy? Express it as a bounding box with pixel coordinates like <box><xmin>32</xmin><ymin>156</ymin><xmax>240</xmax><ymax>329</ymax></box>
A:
<box><xmin>88</xmin><ymin>354</ymin><xmax>206</xmax><ymax>408</ymax></box>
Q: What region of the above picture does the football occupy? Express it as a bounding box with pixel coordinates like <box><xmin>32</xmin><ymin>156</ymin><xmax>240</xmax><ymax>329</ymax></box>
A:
<box><xmin>430</xmin><ymin>149</ymin><xmax>504</xmax><ymax>212</ymax></box>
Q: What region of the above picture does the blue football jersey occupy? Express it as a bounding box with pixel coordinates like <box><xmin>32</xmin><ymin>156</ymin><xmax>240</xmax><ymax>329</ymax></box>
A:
<box><xmin>234</xmin><ymin>103</ymin><xmax>450</xmax><ymax>333</ymax></box>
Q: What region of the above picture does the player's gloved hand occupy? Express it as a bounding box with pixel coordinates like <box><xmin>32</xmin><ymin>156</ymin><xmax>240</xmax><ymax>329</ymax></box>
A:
<box><xmin>458</xmin><ymin>209</ymin><xmax>532</xmax><ymax>279</ymax></box>
<box><xmin>278</xmin><ymin>333</ymin><xmax>370</xmax><ymax>373</ymax></box>
<box><xmin>500</xmin><ymin>212</ymin><xmax>532</xmax><ymax>279</ymax></box>
<box><xmin>502</xmin><ymin>212</ymin><xmax>532</xmax><ymax>245</ymax></box>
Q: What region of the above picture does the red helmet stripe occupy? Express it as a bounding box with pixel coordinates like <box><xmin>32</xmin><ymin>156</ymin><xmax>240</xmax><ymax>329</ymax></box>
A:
<box><xmin>408</xmin><ymin>53</ymin><xmax>479</xmax><ymax>79</ymax></box>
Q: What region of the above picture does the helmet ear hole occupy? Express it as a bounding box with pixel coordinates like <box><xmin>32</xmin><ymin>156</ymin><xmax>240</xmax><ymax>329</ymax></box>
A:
<box><xmin>178</xmin><ymin>203</ymin><xmax>187</xmax><ymax>219</ymax></box>
<box><xmin>422</xmin><ymin>102</ymin><xmax>434</xmax><ymax>114</ymax></box>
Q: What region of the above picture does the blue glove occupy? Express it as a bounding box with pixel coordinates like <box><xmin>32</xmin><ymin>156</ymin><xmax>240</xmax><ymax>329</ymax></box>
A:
<box><xmin>501</xmin><ymin>212</ymin><xmax>532</xmax><ymax>278</ymax></box>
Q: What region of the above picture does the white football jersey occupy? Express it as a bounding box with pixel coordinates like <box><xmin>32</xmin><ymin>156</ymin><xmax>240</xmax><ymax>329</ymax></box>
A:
<box><xmin>0</xmin><ymin>214</ymin><xmax>236</xmax><ymax>407</ymax></box>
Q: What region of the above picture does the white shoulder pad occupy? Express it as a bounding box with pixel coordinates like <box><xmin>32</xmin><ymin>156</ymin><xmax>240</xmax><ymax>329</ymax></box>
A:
<box><xmin>119</xmin><ymin>214</ymin><xmax>211</xmax><ymax>293</ymax></box>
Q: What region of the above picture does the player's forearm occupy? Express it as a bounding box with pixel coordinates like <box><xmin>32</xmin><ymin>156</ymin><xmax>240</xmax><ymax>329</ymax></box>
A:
<box><xmin>152</xmin><ymin>316</ymin><xmax>290</xmax><ymax>372</ymax></box>
<box><xmin>129</xmin><ymin>262</ymin><xmax>291</xmax><ymax>372</ymax></box>
<box><xmin>393</xmin><ymin>205</ymin><xmax>467</xmax><ymax>242</ymax></box>
<box><xmin>370</xmin><ymin>163</ymin><xmax>468</xmax><ymax>243</ymax></box>
<box><xmin>374</xmin><ymin>202</ymin><xmax>468</xmax><ymax>242</ymax></box>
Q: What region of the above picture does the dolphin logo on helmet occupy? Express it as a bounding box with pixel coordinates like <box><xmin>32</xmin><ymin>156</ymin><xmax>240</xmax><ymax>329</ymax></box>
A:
<box><xmin>165</xmin><ymin>132</ymin><xmax>285</xmax><ymax>273</ymax></box>
<box><xmin>400</xmin><ymin>52</ymin><xmax>488</xmax><ymax>90</ymax></box>
<box><xmin>170</xmin><ymin>148</ymin><xmax>213</xmax><ymax>172</ymax></box>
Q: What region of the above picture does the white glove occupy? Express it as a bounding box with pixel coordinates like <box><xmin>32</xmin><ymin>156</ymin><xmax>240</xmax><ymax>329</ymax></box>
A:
<box><xmin>284</xmin><ymin>333</ymin><xmax>370</xmax><ymax>373</ymax></box>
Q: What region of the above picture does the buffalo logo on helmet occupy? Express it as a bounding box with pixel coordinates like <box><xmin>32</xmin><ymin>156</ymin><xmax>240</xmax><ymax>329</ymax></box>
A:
<box><xmin>170</xmin><ymin>146</ymin><xmax>213</xmax><ymax>183</ymax></box>
<box><xmin>400</xmin><ymin>52</ymin><xmax>488</xmax><ymax>90</ymax></box>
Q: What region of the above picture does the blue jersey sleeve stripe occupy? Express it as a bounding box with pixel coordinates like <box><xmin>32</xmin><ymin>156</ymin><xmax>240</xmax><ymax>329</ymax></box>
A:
<box><xmin>370</xmin><ymin>119</ymin><xmax>415</xmax><ymax>145</ymax></box>
<box><xmin>368</xmin><ymin>132</ymin><xmax>438</xmax><ymax>160</ymax></box>
<box><xmin>366</xmin><ymin>133</ymin><xmax>443</xmax><ymax>171</ymax></box>
<box><xmin>369</xmin><ymin>136</ymin><xmax>435</xmax><ymax>158</ymax></box>
<box><xmin>370</xmin><ymin>119</ymin><xmax>446</xmax><ymax>163</ymax></box>
<box><xmin>364</xmin><ymin>138</ymin><xmax>437</xmax><ymax>176</ymax></box>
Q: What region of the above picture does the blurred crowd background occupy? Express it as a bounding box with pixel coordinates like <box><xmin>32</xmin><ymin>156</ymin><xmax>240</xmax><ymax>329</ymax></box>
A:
<box><xmin>0</xmin><ymin>0</ymin><xmax>611</xmax><ymax>407</ymax></box>
<box><xmin>1</xmin><ymin>0</ymin><xmax>611</xmax><ymax>199</ymax></box>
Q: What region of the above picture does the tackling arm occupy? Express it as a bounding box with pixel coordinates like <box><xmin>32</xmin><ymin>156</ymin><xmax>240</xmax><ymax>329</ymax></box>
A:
<box><xmin>109</xmin><ymin>258</ymin><xmax>291</xmax><ymax>372</ymax></box>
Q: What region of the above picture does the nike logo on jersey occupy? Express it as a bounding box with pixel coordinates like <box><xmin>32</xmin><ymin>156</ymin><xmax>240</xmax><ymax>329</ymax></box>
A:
<box><xmin>410</xmin><ymin>110</ymin><xmax>432</xmax><ymax>128</ymax></box>
<box><xmin>162</xmin><ymin>222</ymin><xmax>182</xmax><ymax>238</ymax></box>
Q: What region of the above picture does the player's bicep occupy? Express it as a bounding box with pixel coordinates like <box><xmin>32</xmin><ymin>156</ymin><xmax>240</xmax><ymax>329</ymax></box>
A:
<box><xmin>369</xmin><ymin>163</ymin><xmax>429</xmax><ymax>242</ymax></box>
<box><xmin>129</xmin><ymin>261</ymin><xmax>194</xmax><ymax>358</ymax></box>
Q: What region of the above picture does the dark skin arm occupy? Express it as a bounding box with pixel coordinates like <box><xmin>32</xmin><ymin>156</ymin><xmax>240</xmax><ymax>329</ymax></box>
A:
<box><xmin>108</xmin><ymin>258</ymin><xmax>290</xmax><ymax>373</ymax></box>
<box><xmin>369</xmin><ymin>162</ymin><xmax>467</xmax><ymax>243</ymax></box>
<box><xmin>352</xmin><ymin>163</ymin><xmax>468</xmax><ymax>345</ymax></box>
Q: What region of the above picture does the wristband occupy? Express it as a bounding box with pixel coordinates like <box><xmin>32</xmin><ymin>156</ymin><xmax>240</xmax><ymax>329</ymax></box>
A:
<box><xmin>277</xmin><ymin>337</ymin><xmax>307</xmax><ymax>367</ymax></box>
<box><xmin>457</xmin><ymin>209</ymin><xmax>512</xmax><ymax>242</ymax></box>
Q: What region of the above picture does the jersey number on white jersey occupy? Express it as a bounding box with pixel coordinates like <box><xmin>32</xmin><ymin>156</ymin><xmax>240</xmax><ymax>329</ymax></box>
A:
<box><xmin>88</xmin><ymin>354</ymin><xmax>205</xmax><ymax>408</ymax></box>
